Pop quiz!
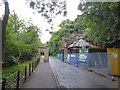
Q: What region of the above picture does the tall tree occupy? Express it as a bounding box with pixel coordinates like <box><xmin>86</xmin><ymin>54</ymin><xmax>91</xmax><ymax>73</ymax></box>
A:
<box><xmin>2</xmin><ymin>0</ymin><xmax>10</xmax><ymax>58</ymax></box>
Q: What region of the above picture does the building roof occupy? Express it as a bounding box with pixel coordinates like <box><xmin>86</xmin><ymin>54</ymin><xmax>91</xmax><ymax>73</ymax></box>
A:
<box><xmin>68</xmin><ymin>39</ymin><xmax>95</xmax><ymax>48</ymax></box>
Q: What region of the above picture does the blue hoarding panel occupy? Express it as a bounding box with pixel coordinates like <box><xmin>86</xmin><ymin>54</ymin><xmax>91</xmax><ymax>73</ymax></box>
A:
<box><xmin>66</xmin><ymin>54</ymin><xmax>70</xmax><ymax>63</ymax></box>
<box><xmin>78</xmin><ymin>53</ymin><xmax>88</xmax><ymax>63</ymax></box>
<box><xmin>57</xmin><ymin>54</ymin><xmax>63</xmax><ymax>60</ymax></box>
<box><xmin>88</xmin><ymin>53</ymin><xmax>107</xmax><ymax>68</ymax></box>
<box><xmin>59</xmin><ymin>52</ymin><xmax>107</xmax><ymax>68</ymax></box>
<box><xmin>66</xmin><ymin>53</ymin><xmax>80</xmax><ymax>65</ymax></box>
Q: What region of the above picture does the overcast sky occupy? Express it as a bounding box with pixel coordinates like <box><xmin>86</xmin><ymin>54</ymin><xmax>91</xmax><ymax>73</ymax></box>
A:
<box><xmin>0</xmin><ymin>0</ymin><xmax>81</xmax><ymax>44</ymax></box>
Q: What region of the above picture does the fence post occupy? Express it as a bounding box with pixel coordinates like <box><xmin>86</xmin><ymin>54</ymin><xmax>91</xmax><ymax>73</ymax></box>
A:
<box><xmin>32</xmin><ymin>63</ymin><xmax>33</xmax><ymax>73</ymax></box>
<box><xmin>25</xmin><ymin>66</ymin><xmax>27</xmax><ymax>82</ymax></box>
<box><xmin>37</xmin><ymin>59</ymin><xmax>39</xmax><ymax>65</ymax></box>
<box><xmin>35</xmin><ymin>61</ymin><xmax>37</xmax><ymax>67</ymax></box>
<box><xmin>16</xmin><ymin>70</ymin><xmax>20</xmax><ymax>90</ymax></box>
<box><xmin>2</xmin><ymin>78</ymin><xmax>6</xmax><ymax>90</ymax></box>
<box><xmin>36</xmin><ymin>60</ymin><xmax>38</xmax><ymax>67</ymax></box>
<box><xmin>29</xmin><ymin>63</ymin><xmax>31</xmax><ymax>76</ymax></box>
<box><xmin>33</xmin><ymin>62</ymin><xmax>35</xmax><ymax>69</ymax></box>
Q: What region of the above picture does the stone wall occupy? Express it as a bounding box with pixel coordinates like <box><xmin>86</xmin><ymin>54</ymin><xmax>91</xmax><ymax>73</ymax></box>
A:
<box><xmin>39</xmin><ymin>47</ymin><xmax>49</xmax><ymax>62</ymax></box>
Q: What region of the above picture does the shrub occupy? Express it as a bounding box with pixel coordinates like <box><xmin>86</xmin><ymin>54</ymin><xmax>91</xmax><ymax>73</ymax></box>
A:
<box><xmin>3</xmin><ymin>55</ymin><xmax>18</xmax><ymax>67</ymax></box>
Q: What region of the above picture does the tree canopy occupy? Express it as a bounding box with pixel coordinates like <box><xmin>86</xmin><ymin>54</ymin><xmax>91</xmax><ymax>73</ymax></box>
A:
<box><xmin>27</xmin><ymin>0</ymin><xmax>67</xmax><ymax>32</ymax></box>
<box><xmin>49</xmin><ymin>2</ymin><xmax>120</xmax><ymax>56</ymax></box>
<box><xmin>77</xmin><ymin>2</ymin><xmax>120</xmax><ymax>47</ymax></box>
<box><xmin>3</xmin><ymin>12</ymin><xmax>43</xmax><ymax>67</ymax></box>
<box><xmin>49</xmin><ymin>19</ymin><xmax>83</xmax><ymax>56</ymax></box>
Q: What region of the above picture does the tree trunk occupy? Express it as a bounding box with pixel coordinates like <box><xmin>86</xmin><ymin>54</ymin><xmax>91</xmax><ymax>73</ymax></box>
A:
<box><xmin>2</xmin><ymin>1</ymin><xmax>10</xmax><ymax>58</ymax></box>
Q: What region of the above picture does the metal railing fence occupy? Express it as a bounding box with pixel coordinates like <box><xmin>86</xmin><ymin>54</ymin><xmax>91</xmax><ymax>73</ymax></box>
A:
<box><xmin>2</xmin><ymin>59</ymin><xmax>40</xmax><ymax>89</ymax></box>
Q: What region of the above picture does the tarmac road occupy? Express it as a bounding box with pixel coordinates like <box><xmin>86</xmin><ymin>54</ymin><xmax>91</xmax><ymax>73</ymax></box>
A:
<box><xmin>49</xmin><ymin>57</ymin><xmax>118</xmax><ymax>88</ymax></box>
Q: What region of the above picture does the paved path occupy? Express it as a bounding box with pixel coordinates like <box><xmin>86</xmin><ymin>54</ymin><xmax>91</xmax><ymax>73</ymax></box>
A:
<box><xmin>23</xmin><ymin>61</ymin><xmax>57</xmax><ymax>88</ymax></box>
<box><xmin>49</xmin><ymin>57</ymin><xmax>118</xmax><ymax>88</ymax></box>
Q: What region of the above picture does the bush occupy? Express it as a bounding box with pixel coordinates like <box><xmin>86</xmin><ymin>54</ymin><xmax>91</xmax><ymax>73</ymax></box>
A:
<box><xmin>19</xmin><ymin>53</ymin><xmax>33</xmax><ymax>63</ymax></box>
<box><xmin>3</xmin><ymin>55</ymin><xmax>18</xmax><ymax>67</ymax></box>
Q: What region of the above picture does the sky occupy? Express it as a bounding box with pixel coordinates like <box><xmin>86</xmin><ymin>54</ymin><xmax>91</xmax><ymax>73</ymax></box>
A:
<box><xmin>0</xmin><ymin>0</ymin><xmax>81</xmax><ymax>44</ymax></box>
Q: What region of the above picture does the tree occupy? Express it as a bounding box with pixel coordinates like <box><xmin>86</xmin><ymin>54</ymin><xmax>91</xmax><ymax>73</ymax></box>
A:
<box><xmin>77</xmin><ymin>2</ymin><xmax>120</xmax><ymax>47</ymax></box>
<box><xmin>26</xmin><ymin>0</ymin><xmax>67</xmax><ymax>32</ymax></box>
<box><xmin>2</xmin><ymin>0</ymin><xmax>10</xmax><ymax>58</ymax></box>
<box><xmin>49</xmin><ymin>19</ymin><xmax>83</xmax><ymax>56</ymax></box>
<box><xmin>3</xmin><ymin>12</ymin><xmax>43</xmax><ymax>67</ymax></box>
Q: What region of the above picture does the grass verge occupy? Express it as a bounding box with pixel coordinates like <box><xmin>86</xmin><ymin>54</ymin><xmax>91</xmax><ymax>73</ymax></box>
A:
<box><xmin>2</xmin><ymin>58</ymin><xmax>37</xmax><ymax>78</ymax></box>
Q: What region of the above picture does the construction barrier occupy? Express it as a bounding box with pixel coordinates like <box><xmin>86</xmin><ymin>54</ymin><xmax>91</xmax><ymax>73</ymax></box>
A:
<box><xmin>57</xmin><ymin>52</ymin><xmax>117</xmax><ymax>79</ymax></box>
<box><xmin>66</xmin><ymin>53</ymin><xmax>79</xmax><ymax>65</ymax></box>
<box><xmin>57</xmin><ymin>54</ymin><xmax>63</xmax><ymax>61</ymax></box>
<box><xmin>88</xmin><ymin>53</ymin><xmax>107</xmax><ymax>68</ymax></box>
<box><xmin>66</xmin><ymin>53</ymin><xmax>88</xmax><ymax>66</ymax></box>
<box><xmin>107</xmin><ymin>48</ymin><xmax>120</xmax><ymax>76</ymax></box>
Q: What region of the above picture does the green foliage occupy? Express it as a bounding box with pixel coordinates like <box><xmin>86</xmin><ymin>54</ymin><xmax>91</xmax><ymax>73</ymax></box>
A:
<box><xmin>49</xmin><ymin>19</ymin><xmax>83</xmax><ymax>56</ymax></box>
<box><xmin>27</xmin><ymin>0</ymin><xmax>67</xmax><ymax>30</ymax></box>
<box><xmin>3</xmin><ymin>12</ymin><xmax>42</xmax><ymax>67</ymax></box>
<box><xmin>77</xmin><ymin>2</ymin><xmax>120</xmax><ymax>47</ymax></box>
<box><xmin>48</xmin><ymin>2</ymin><xmax>120</xmax><ymax>56</ymax></box>
<box><xmin>4</xmin><ymin>55</ymin><xmax>17</xmax><ymax>67</ymax></box>
<box><xmin>2</xmin><ymin>58</ymin><xmax>36</xmax><ymax>82</ymax></box>
<box><xmin>3</xmin><ymin>58</ymin><xmax>35</xmax><ymax>77</ymax></box>
<box><xmin>49</xmin><ymin>28</ymin><xmax>64</xmax><ymax>56</ymax></box>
